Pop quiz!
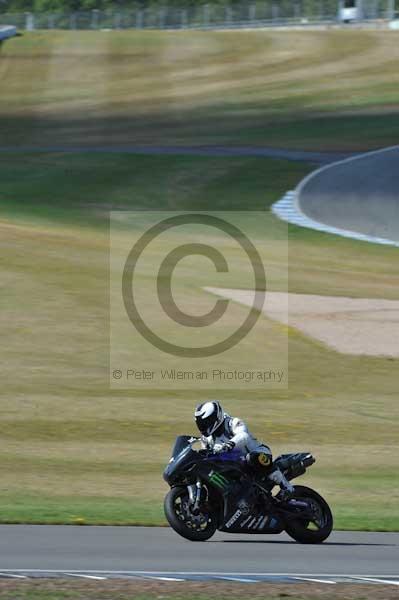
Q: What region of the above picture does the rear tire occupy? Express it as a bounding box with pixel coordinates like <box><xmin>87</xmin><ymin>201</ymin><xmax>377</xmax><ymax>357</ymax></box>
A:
<box><xmin>284</xmin><ymin>485</ymin><xmax>333</xmax><ymax>544</ymax></box>
<box><xmin>164</xmin><ymin>486</ymin><xmax>218</xmax><ymax>542</ymax></box>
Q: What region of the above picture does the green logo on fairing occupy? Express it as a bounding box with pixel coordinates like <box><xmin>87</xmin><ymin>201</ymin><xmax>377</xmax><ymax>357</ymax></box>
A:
<box><xmin>209</xmin><ymin>471</ymin><xmax>229</xmax><ymax>490</ymax></box>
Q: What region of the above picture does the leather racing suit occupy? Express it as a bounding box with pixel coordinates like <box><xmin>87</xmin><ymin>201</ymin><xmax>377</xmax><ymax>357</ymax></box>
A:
<box><xmin>201</xmin><ymin>413</ymin><xmax>294</xmax><ymax>494</ymax></box>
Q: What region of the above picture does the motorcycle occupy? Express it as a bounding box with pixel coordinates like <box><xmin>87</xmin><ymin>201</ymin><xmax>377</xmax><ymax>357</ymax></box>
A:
<box><xmin>163</xmin><ymin>435</ymin><xmax>333</xmax><ymax>543</ymax></box>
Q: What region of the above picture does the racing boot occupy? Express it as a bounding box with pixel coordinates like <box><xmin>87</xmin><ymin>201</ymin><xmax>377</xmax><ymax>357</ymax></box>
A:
<box><xmin>268</xmin><ymin>468</ymin><xmax>295</xmax><ymax>500</ymax></box>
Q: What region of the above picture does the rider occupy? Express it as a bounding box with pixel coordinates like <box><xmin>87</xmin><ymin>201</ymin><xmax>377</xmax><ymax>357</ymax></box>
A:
<box><xmin>194</xmin><ymin>401</ymin><xmax>294</xmax><ymax>497</ymax></box>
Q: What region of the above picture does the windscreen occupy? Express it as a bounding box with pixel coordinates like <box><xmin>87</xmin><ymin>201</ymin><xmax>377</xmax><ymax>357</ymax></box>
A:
<box><xmin>170</xmin><ymin>435</ymin><xmax>193</xmax><ymax>459</ymax></box>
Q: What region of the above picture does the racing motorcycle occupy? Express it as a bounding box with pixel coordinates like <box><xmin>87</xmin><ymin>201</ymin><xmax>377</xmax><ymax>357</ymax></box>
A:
<box><xmin>163</xmin><ymin>435</ymin><xmax>333</xmax><ymax>543</ymax></box>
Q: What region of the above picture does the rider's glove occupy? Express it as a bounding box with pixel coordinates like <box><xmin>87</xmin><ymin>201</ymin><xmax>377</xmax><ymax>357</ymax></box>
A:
<box><xmin>221</xmin><ymin>441</ymin><xmax>235</xmax><ymax>452</ymax></box>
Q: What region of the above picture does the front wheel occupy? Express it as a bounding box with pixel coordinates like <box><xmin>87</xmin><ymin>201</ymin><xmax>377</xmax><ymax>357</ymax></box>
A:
<box><xmin>164</xmin><ymin>486</ymin><xmax>218</xmax><ymax>541</ymax></box>
<box><xmin>284</xmin><ymin>485</ymin><xmax>333</xmax><ymax>544</ymax></box>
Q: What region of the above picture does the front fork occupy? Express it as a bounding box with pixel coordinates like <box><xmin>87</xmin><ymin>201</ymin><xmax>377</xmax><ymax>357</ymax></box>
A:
<box><xmin>187</xmin><ymin>479</ymin><xmax>202</xmax><ymax>515</ymax></box>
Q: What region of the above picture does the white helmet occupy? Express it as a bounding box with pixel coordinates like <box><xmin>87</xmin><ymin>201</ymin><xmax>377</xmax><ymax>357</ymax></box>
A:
<box><xmin>194</xmin><ymin>401</ymin><xmax>224</xmax><ymax>436</ymax></box>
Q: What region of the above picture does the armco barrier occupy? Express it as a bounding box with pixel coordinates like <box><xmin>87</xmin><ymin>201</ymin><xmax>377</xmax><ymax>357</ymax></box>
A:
<box><xmin>0</xmin><ymin>25</ymin><xmax>17</xmax><ymax>41</ymax></box>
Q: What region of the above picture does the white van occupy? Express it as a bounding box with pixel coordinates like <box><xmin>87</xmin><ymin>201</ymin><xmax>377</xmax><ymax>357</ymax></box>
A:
<box><xmin>339</xmin><ymin>0</ymin><xmax>359</xmax><ymax>22</ymax></box>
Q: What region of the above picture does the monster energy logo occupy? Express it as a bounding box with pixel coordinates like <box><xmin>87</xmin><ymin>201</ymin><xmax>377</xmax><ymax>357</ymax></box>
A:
<box><xmin>208</xmin><ymin>470</ymin><xmax>229</xmax><ymax>490</ymax></box>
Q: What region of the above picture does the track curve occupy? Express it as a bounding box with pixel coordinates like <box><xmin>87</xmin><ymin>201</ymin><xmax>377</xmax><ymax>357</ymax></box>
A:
<box><xmin>297</xmin><ymin>146</ymin><xmax>399</xmax><ymax>244</ymax></box>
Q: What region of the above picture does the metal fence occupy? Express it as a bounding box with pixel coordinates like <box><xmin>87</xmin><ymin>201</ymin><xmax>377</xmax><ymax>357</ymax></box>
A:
<box><xmin>0</xmin><ymin>0</ymin><xmax>398</xmax><ymax>31</ymax></box>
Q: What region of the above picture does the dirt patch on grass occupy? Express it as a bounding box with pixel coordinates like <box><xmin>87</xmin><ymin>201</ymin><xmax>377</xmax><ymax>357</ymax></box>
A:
<box><xmin>0</xmin><ymin>579</ymin><xmax>398</xmax><ymax>600</ymax></box>
<box><xmin>206</xmin><ymin>288</ymin><xmax>399</xmax><ymax>357</ymax></box>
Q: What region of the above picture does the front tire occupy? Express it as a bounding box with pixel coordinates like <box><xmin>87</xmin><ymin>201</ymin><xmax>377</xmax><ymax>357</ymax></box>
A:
<box><xmin>164</xmin><ymin>486</ymin><xmax>218</xmax><ymax>542</ymax></box>
<box><xmin>284</xmin><ymin>485</ymin><xmax>333</xmax><ymax>544</ymax></box>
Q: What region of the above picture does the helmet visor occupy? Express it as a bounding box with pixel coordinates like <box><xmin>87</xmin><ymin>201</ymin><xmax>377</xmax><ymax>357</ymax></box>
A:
<box><xmin>195</xmin><ymin>413</ymin><xmax>216</xmax><ymax>436</ymax></box>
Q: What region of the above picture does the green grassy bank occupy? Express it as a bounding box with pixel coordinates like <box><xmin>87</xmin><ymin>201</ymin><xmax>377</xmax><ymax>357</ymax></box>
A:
<box><xmin>0</xmin><ymin>31</ymin><xmax>398</xmax><ymax>529</ymax></box>
<box><xmin>2</xmin><ymin>30</ymin><xmax>399</xmax><ymax>150</ymax></box>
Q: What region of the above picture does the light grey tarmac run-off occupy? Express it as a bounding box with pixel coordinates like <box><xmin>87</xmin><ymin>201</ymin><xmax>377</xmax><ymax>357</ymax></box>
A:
<box><xmin>0</xmin><ymin>526</ymin><xmax>398</xmax><ymax>582</ymax></box>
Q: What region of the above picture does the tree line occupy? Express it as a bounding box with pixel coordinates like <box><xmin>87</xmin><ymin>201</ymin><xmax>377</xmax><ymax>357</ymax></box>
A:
<box><xmin>0</xmin><ymin>0</ymin><xmax>340</xmax><ymax>15</ymax></box>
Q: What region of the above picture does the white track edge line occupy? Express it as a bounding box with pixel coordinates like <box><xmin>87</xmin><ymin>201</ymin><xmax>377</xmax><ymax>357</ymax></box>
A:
<box><xmin>0</xmin><ymin>570</ymin><xmax>398</xmax><ymax>578</ymax></box>
<box><xmin>146</xmin><ymin>576</ymin><xmax>185</xmax><ymax>582</ymax></box>
<box><xmin>350</xmin><ymin>576</ymin><xmax>399</xmax><ymax>586</ymax></box>
<box><xmin>65</xmin><ymin>574</ymin><xmax>107</xmax><ymax>580</ymax></box>
<box><xmin>272</xmin><ymin>190</ymin><xmax>399</xmax><ymax>247</ymax></box>
<box><xmin>217</xmin><ymin>576</ymin><xmax>258</xmax><ymax>583</ymax></box>
<box><xmin>292</xmin><ymin>577</ymin><xmax>336</xmax><ymax>584</ymax></box>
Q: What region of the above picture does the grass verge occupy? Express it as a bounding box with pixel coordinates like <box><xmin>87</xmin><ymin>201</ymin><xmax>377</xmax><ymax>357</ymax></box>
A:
<box><xmin>0</xmin><ymin>152</ymin><xmax>398</xmax><ymax>530</ymax></box>
<box><xmin>1</xmin><ymin>31</ymin><xmax>399</xmax><ymax>529</ymax></box>
<box><xmin>2</xmin><ymin>30</ymin><xmax>399</xmax><ymax>150</ymax></box>
<box><xmin>0</xmin><ymin>580</ymin><xmax>398</xmax><ymax>600</ymax></box>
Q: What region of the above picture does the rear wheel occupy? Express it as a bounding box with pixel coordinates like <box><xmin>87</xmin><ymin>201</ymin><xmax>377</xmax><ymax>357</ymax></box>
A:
<box><xmin>164</xmin><ymin>486</ymin><xmax>218</xmax><ymax>541</ymax></box>
<box><xmin>284</xmin><ymin>485</ymin><xmax>333</xmax><ymax>544</ymax></box>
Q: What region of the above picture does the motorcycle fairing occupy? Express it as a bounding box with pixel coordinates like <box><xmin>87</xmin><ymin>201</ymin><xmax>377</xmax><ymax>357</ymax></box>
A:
<box><xmin>218</xmin><ymin>478</ymin><xmax>284</xmax><ymax>534</ymax></box>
